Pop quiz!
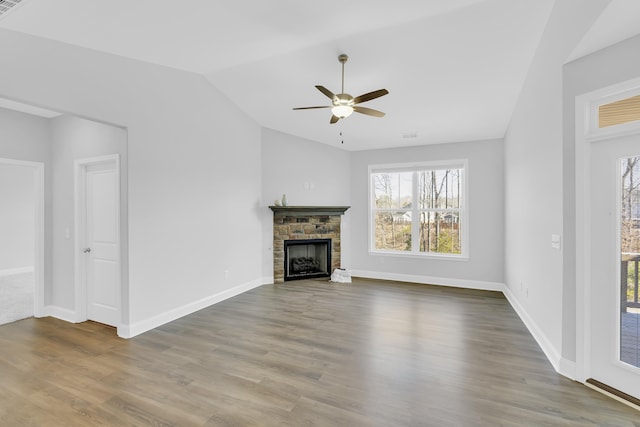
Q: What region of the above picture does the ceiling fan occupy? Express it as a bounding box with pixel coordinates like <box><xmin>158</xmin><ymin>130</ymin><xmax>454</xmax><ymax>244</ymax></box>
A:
<box><xmin>293</xmin><ymin>54</ymin><xmax>389</xmax><ymax>124</ymax></box>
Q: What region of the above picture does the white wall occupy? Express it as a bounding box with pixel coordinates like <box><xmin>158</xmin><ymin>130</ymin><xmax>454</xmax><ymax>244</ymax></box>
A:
<box><xmin>49</xmin><ymin>116</ymin><xmax>128</xmax><ymax>318</ymax></box>
<box><xmin>563</xmin><ymin>33</ymin><xmax>640</xmax><ymax>366</ymax></box>
<box><xmin>0</xmin><ymin>163</ymin><xmax>35</xmax><ymax>272</ymax></box>
<box><xmin>0</xmin><ymin>29</ymin><xmax>263</xmax><ymax>335</ymax></box>
<box><xmin>503</xmin><ymin>0</ymin><xmax>610</xmax><ymax>371</ymax></box>
<box><xmin>350</xmin><ymin>139</ymin><xmax>504</xmax><ymax>288</ymax></box>
<box><xmin>261</xmin><ymin>128</ymin><xmax>351</xmax><ymax>279</ymax></box>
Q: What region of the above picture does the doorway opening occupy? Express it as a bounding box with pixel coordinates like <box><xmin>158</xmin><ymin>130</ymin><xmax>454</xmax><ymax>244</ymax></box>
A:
<box><xmin>0</xmin><ymin>158</ymin><xmax>44</xmax><ymax>325</ymax></box>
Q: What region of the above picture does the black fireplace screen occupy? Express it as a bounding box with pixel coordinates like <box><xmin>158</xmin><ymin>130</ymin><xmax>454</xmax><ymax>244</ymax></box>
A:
<box><xmin>284</xmin><ymin>238</ymin><xmax>331</xmax><ymax>281</ymax></box>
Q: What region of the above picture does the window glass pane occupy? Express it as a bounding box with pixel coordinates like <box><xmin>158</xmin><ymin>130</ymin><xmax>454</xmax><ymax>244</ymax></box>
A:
<box><xmin>620</xmin><ymin>156</ymin><xmax>640</xmax><ymax>368</ymax></box>
<box><xmin>373</xmin><ymin>172</ymin><xmax>412</xmax><ymax>209</ymax></box>
<box><xmin>374</xmin><ymin>212</ymin><xmax>412</xmax><ymax>252</ymax></box>
<box><xmin>599</xmin><ymin>95</ymin><xmax>640</xmax><ymax>128</ymax></box>
<box><xmin>418</xmin><ymin>169</ymin><xmax>462</xmax><ymax>209</ymax></box>
<box><xmin>419</xmin><ymin>211</ymin><xmax>461</xmax><ymax>254</ymax></box>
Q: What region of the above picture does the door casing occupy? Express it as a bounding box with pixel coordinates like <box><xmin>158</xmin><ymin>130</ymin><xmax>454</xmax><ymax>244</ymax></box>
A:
<box><xmin>576</xmin><ymin>77</ymin><xmax>640</xmax><ymax>391</ymax></box>
<box><xmin>74</xmin><ymin>154</ymin><xmax>121</xmax><ymax>326</ymax></box>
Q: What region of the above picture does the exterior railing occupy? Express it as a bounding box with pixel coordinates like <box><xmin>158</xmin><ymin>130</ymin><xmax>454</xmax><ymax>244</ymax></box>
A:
<box><xmin>621</xmin><ymin>253</ymin><xmax>640</xmax><ymax>312</ymax></box>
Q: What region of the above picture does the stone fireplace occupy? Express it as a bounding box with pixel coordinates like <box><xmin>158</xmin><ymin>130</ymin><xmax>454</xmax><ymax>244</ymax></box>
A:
<box><xmin>269</xmin><ymin>206</ymin><xmax>350</xmax><ymax>283</ymax></box>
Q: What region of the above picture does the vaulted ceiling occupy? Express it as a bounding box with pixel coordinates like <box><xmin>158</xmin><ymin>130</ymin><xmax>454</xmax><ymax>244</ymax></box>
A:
<box><xmin>1</xmin><ymin>0</ymin><xmax>639</xmax><ymax>150</ymax></box>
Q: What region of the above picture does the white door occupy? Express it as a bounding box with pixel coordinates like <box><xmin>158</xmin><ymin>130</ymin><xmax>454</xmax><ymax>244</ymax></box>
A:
<box><xmin>83</xmin><ymin>162</ymin><xmax>120</xmax><ymax>327</ymax></box>
<box><xmin>590</xmin><ymin>134</ymin><xmax>640</xmax><ymax>399</ymax></box>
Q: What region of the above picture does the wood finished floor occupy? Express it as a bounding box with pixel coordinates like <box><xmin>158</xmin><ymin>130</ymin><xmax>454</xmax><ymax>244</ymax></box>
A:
<box><xmin>1</xmin><ymin>278</ymin><xmax>639</xmax><ymax>426</ymax></box>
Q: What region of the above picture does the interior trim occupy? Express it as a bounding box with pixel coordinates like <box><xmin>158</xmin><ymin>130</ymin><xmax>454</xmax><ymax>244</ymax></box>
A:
<box><xmin>586</xmin><ymin>378</ymin><xmax>640</xmax><ymax>410</ymax></box>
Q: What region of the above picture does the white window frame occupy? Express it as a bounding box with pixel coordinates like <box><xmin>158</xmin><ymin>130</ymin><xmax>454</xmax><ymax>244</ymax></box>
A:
<box><xmin>368</xmin><ymin>159</ymin><xmax>469</xmax><ymax>260</ymax></box>
<box><xmin>586</xmin><ymin>87</ymin><xmax>640</xmax><ymax>141</ymax></box>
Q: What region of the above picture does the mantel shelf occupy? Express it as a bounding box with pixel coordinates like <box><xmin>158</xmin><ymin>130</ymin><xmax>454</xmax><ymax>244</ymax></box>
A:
<box><xmin>268</xmin><ymin>206</ymin><xmax>350</xmax><ymax>216</ymax></box>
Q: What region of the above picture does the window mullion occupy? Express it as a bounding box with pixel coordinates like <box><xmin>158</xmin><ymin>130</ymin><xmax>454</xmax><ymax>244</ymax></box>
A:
<box><xmin>412</xmin><ymin>171</ymin><xmax>419</xmax><ymax>252</ymax></box>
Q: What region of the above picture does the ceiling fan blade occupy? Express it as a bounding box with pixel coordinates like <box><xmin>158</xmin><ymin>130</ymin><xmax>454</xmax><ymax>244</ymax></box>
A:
<box><xmin>293</xmin><ymin>106</ymin><xmax>331</xmax><ymax>110</ymax></box>
<box><xmin>353</xmin><ymin>106</ymin><xmax>385</xmax><ymax>117</ymax></box>
<box><xmin>330</xmin><ymin>115</ymin><xmax>340</xmax><ymax>124</ymax></box>
<box><xmin>353</xmin><ymin>89</ymin><xmax>389</xmax><ymax>105</ymax></box>
<box><xmin>316</xmin><ymin>85</ymin><xmax>336</xmax><ymax>100</ymax></box>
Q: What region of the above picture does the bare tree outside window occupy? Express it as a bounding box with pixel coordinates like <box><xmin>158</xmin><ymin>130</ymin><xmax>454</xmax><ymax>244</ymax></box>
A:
<box><xmin>371</xmin><ymin>163</ymin><xmax>464</xmax><ymax>256</ymax></box>
<box><xmin>621</xmin><ymin>157</ymin><xmax>640</xmax><ymax>304</ymax></box>
<box><xmin>418</xmin><ymin>169</ymin><xmax>461</xmax><ymax>253</ymax></box>
<box><xmin>620</xmin><ymin>156</ymin><xmax>640</xmax><ymax>368</ymax></box>
<box><xmin>373</xmin><ymin>172</ymin><xmax>412</xmax><ymax>251</ymax></box>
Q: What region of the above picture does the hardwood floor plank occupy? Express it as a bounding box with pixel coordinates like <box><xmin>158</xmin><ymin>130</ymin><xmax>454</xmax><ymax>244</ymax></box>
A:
<box><xmin>1</xmin><ymin>278</ymin><xmax>639</xmax><ymax>425</ymax></box>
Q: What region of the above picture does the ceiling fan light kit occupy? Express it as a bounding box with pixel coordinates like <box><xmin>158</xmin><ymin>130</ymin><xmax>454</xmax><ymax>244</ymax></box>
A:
<box><xmin>331</xmin><ymin>104</ymin><xmax>353</xmax><ymax>119</ymax></box>
<box><xmin>293</xmin><ymin>53</ymin><xmax>388</xmax><ymax>124</ymax></box>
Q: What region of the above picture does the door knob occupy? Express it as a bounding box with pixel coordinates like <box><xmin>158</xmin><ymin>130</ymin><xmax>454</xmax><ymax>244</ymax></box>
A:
<box><xmin>83</xmin><ymin>248</ymin><xmax>91</xmax><ymax>253</ymax></box>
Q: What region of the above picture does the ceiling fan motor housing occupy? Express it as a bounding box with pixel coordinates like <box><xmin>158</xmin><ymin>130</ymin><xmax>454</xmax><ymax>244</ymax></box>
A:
<box><xmin>333</xmin><ymin>93</ymin><xmax>354</xmax><ymax>107</ymax></box>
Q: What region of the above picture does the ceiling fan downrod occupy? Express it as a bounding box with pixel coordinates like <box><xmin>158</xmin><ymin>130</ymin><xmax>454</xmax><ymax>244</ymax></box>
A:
<box><xmin>338</xmin><ymin>54</ymin><xmax>348</xmax><ymax>94</ymax></box>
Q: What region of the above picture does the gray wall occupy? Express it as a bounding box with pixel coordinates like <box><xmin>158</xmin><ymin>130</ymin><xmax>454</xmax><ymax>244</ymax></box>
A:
<box><xmin>260</xmin><ymin>128</ymin><xmax>352</xmax><ymax>280</ymax></box>
<box><xmin>0</xmin><ymin>163</ymin><xmax>35</xmax><ymax>271</ymax></box>
<box><xmin>503</xmin><ymin>0</ymin><xmax>609</xmax><ymax>370</ymax></box>
<box><xmin>350</xmin><ymin>139</ymin><xmax>504</xmax><ymax>287</ymax></box>
<box><xmin>49</xmin><ymin>115</ymin><xmax>128</xmax><ymax>317</ymax></box>
<box><xmin>0</xmin><ymin>28</ymin><xmax>263</xmax><ymax>334</ymax></box>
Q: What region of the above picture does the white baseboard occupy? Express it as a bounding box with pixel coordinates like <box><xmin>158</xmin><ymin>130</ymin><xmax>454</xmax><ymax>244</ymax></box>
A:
<box><xmin>559</xmin><ymin>358</ymin><xmax>577</xmax><ymax>380</ymax></box>
<box><xmin>118</xmin><ymin>278</ymin><xmax>266</xmax><ymax>339</ymax></box>
<box><xmin>0</xmin><ymin>266</ymin><xmax>34</xmax><ymax>277</ymax></box>
<box><xmin>43</xmin><ymin>305</ymin><xmax>80</xmax><ymax>323</ymax></box>
<box><xmin>350</xmin><ymin>269</ymin><xmax>505</xmax><ymax>292</ymax></box>
<box><xmin>502</xmin><ymin>286</ymin><xmax>562</xmax><ymax>373</ymax></box>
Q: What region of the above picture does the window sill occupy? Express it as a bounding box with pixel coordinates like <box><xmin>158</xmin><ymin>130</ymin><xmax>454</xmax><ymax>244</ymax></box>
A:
<box><xmin>369</xmin><ymin>250</ymin><xmax>469</xmax><ymax>261</ymax></box>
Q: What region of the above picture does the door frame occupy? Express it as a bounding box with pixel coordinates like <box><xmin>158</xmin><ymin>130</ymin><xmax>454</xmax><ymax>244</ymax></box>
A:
<box><xmin>0</xmin><ymin>158</ymin><xmax>45</xmax><ymax>318</ymax></box>
<box><xmin>575</xmin><ymin>77</ymin><xmax>640</xmax><ymax>385</ymax></box>
<box><xmin>74</xmin><ymin>154</ymin><xmax>121</xmax><ymax>325</ymax></box>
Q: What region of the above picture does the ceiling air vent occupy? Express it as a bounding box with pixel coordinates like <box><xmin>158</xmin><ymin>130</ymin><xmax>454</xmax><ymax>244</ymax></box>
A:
<box><xmin>0</xmin><ymin>0</ymin><xmax>27</xmax><ymax>20</ymax></box>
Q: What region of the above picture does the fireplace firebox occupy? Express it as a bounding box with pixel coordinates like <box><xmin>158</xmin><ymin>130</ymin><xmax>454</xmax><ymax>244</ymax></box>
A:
<box><xmin>284</xmin><ymin>238</ymin><xmax>331</xmax><ymax>281</ymax></box>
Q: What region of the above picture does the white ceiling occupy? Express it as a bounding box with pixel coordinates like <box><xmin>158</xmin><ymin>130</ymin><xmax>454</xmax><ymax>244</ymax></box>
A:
<box><xmin>567</xmin><ymin>1</ymin><xmax>640</xmax><ymax>62</ymax></box>
<box><xmin>1</xmin><ymin>0</ymin><xmax>639</xmax><ymax>150</ymax></box>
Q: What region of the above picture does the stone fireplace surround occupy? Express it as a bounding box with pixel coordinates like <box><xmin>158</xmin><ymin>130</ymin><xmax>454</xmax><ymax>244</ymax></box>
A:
<box><xmin>269</xmin><ymin>206</ymin><xmax>350</xmax><ymax>283</ymax></box>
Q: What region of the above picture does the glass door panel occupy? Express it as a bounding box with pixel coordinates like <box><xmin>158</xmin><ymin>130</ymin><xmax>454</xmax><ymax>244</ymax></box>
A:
<box><xmin>620</xmin><ymin>156</ymin><xmax>640</xmax><ymax>368</ymax></box>
<box><xmin>590</xmin><ymin>136</ymin><xmax>640</xmax><ymax>400</ymax></box>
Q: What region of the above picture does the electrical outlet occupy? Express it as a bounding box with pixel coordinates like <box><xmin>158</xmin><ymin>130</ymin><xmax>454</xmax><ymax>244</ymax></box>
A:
<box><xmin>224</xmin><ymin>270</ymin><xmax>230</xmax><ymax>280</ymax></box>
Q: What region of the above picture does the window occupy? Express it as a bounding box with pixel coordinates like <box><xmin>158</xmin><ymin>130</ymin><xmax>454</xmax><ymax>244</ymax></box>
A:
<box><xmin>599</xmin><ymin>94</ymin><xmax>640</xmax><ymax>128</ymax></box>
<box><xmin>369</xmin><ymin>160</ymin><xmax>467</xmax><ymax>258</ymax></box>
